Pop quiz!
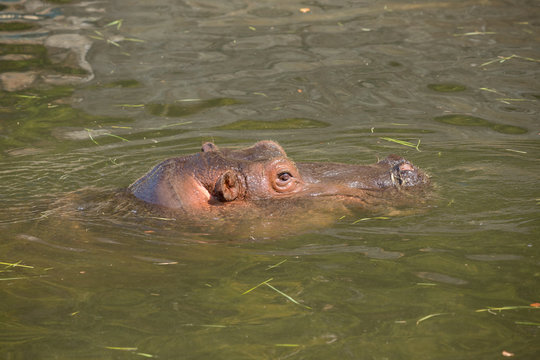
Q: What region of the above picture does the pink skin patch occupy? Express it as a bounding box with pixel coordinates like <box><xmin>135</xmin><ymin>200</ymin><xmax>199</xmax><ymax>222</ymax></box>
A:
<box><xmin>399</xmin><ymin>163</ymin><xmax>414</xmax><ymax>171</ymax></box>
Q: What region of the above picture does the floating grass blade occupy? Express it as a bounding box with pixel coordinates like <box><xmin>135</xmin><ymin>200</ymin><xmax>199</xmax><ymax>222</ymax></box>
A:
<box><xmin>265</xmin><ymin>283</ymin><xmax>312</xmax><ymax>310</ymax></box>
<box><xmin>476</xmin><ymin>305</ymin><xmax>540</xmax><ymax>312</ymax></box>
<box><xmin>0</xmin><ymin>276</ymin><xmax>29</xmax><ymax>281</ymax></box>
<box><xmin>148</xmin><ymin>217</ymin><xmax>176</xmax><ymax>221</ymax></box>
<box><xmin>481</xmin><ymin>54</ymin><xmax>540</xmax><ymax>67</ymax></box>
<box><xmin>515</xmin><ymin>321</ymin><xmax>540</xmax><ymax>326</ymax></box>
<box><xmin>0</xmin><ymin>275</ymin><xmax>49</xmax><ymax>281</ymax></box>
<box><xmin>0</xmin><ymin>261</ymin><xmax>34</xmax><ymax>269</ymax></box>
<box><xmin>85</xmin><ymin>129</ymin><xmax>129</xmax><ymax>143</ymax></box>
<box><xmin>103</xmin><ymin>133</ymin><xmax>129</xmax><ymax>142</ymax></box>
<box><xmin>379</xmin><ymin>137</ymin><xmax>421</xmax><ymax>151</ymax></box>
<box><xmin>136</xmin><ymin>353</ymin><xmax>155</xmax><ymax>358</ymax></box>
<box><xmin>115</xmin><ymin>104</ymin><xmax>145</xmax><ymax>108</ymax></box>
<box><xmin>416</xmin><ymin>312</ymin><xmax>448</xmax><ymax>325</ymax></box>
<box><xmin>242</xmin><ymin>278</ymin><xmax>312</xmax><ymax>309</ymax></box>
<box><xmin>107</xmin><ymin>39</ymin><xmax>121</xmax><ymax>47</ymax></box>
<box><xmin>105</xmin><ymin>347</ymin><xmax>155</xmax><ymax>357</ymax></box>
<box><xmin>453</xmin><ymin>31</ymin><xmax>496</xmax><ymax>36</ymax></box>
<box><xmin>505</xmin><ymin>148</ymin><xmax>527</xmax><ymax>154</ymax></box>
<box><xmin>160</xmin><ymin>121</ymin><xmax>193</xmax><ymax>128</ymax></box>
<box><xmin>352</xmin><ymin>216</ymin><xmax>390</xmax><ymax>224</ymax></box>
<box><xmin>124</xmin><ymin>37</ymin><xmax>145</xmax><ymax>43</ymax></box>
<box><xmin>479</xmin><ymin>87</ymin><xmax>502</xmax><ymax>94</ymax></box>
<box><xmin>482</xmin><ymin>54</ymin><xmax>518</xmax><ymax>66</ymax></box>
<box><xmin>85</xmin><ymin>128</ymin><xmax>99</xmax><ymax>145</ymax></box>
<box><xmin>275</xmin><ymin>344</ymin><xmax>301</xmax><ymax>347</ymax></box>
<box><xmin>199</xmin><ymin>324</ymin><xmax>227</xmax><ymax>328</ymax></box>
<box><xmin>105</xmin><ymin>19</ymin><xmax>123</xmax><ymax>30</ymax></box>
<box><xmin>14</xmin><ymin>94</ymin><xmax>40</xmax><ymax>99</ymax></box>
<box><xmin>241</xmin><ymin>278</ymin><xmax>273</xmax><ymax>295</ymax></box>
<box><xmin>266</xmin><ymin>259</ymin><xmax>287</xmax><ymax>270</ymax></box>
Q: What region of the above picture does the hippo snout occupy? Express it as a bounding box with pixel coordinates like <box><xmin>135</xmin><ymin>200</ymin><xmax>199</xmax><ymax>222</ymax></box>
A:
<box><xmin>386</xmin><ymin>157</ymin><xmax>428</xmax><ymax>187</ymax></box>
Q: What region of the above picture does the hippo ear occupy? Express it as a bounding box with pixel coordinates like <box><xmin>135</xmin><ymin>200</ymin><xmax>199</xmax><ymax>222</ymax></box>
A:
<box><xmin>214</xmin><ymin>170</ymin><xmax>244</xmax><ymax>202</ymax></box>
<box><xmin>201</xmin><ymin>142</ymin><xmax>219</xmax><ymax>152</ymax></box>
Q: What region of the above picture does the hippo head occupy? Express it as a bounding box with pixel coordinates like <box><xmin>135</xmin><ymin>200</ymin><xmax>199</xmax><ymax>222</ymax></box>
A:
<box><xmin>128</xmin><ymin>140</ymin><xmax>429</xmax><ymax>212</ymax></box>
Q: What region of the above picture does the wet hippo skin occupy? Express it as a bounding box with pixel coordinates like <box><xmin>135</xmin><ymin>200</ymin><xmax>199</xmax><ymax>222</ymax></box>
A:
<box><xmin>128</xmin><ymin>141</ymin><xmax>429</xmax><ymax>213</ymax></box>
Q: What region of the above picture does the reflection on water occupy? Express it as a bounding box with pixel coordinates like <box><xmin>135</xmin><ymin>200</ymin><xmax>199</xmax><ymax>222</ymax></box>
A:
<box><xmin>146</xmin><ymin>98</ymin><xmax>241</xmax><ymax>117</ymax></box>
<box><xmin>1</xmin><ymin>0</ymin><xmax>539</xmax><ymax>359</ymax></box>
<box><xmin>435</xmin><ymin>114</ymin><xmax>528</xmax><ymax>134</ymax></box>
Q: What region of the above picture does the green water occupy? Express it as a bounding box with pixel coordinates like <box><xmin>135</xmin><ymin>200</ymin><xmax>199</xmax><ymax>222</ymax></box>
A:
<box><xmin>1</xmin><ymin>0</ymin><xmax>539</xmax><ymax>359</ymax></box>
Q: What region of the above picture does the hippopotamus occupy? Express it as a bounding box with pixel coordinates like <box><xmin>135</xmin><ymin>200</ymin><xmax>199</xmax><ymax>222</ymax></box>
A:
<box><xmin>128</xmin><ymin>141</ymin><xmax>429</xmax><ymax>215</ymax></box>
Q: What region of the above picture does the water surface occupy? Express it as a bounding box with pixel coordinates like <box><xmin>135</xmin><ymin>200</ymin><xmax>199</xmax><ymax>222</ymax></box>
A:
<box><xmin>1</xmin><ymin>0</ymin><xmax>539</xmax><ymax>359</ymax></box>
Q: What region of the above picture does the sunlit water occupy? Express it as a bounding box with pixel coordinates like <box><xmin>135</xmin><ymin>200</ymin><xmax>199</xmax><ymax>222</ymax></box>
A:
<box><xmin>1</xmin><ymin>0</ymin><xmax>539</xmax><ymax>359</ymax></box>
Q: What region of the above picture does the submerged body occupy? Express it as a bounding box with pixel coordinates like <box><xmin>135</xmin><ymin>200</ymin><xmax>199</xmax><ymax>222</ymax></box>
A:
<box><xmin>128</xmin><ymin>141</ymin><xmax>429</xmax><ymax>215</ymax></box>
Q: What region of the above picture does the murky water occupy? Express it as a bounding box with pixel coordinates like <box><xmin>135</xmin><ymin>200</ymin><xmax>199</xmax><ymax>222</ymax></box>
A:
<box><xmin>1</xmin><ymin>0</ymin><xmax>539</xmax><ymax>359</ymax></box>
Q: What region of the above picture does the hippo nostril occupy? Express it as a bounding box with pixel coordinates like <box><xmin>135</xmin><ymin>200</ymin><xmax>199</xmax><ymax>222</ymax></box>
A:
<box><xmin>399</xmin><ymin>163</ymin><xmax>414</xmax><ymax>172</ymax></box>
<box><xmin>201</xmin><ymin>142</ymin><xmax>219</xmax><ymax>152</ymax></box>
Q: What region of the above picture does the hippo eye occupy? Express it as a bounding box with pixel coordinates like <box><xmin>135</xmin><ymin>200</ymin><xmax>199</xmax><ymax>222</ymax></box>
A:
<box><xmin>269</xmin><ymin>160</ymin><xmax>302</xmax><ymax>194</ymax></box>
<box><xmin>273</xmin><ymin>170</ymin><xmax>296</xmax><ymax>193</ymax></box>
<box><xmin>277</xmin><ymin>171</ymin><xmax>292</xmax><ymax>183</ymax></box>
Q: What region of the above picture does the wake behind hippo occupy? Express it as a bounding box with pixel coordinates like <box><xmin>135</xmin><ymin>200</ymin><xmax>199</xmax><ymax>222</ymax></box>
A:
<box><xmin>128</xmin><ymin>141</ymin><xmax>429</xmax><ymax>214</ymax></box>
